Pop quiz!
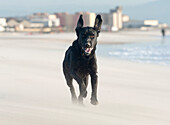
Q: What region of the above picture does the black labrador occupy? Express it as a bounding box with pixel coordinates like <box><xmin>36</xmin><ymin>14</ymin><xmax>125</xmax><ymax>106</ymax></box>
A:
<box><xmin>63</xmin><ymin>14</ymin><xmax>102</xmax><ymax>105</ymax></box>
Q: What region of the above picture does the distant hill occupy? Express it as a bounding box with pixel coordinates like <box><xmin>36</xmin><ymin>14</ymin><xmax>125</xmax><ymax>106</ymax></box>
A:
<box><xmin>124</xmin><ymin>0</ymin><xmax>170</xmax><ymax>24</ymax></box>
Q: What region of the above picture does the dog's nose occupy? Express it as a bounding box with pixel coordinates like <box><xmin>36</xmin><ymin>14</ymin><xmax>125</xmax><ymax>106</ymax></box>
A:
<box><xmin>85</xmin><ymin>43</ymin><xmax>91</xmax><ymax>48</ymax></box>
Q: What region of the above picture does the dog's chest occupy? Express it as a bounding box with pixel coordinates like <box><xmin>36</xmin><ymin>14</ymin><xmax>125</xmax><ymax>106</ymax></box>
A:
<box><xmin>76</xmin><ymin>58</ymin><xmax>90</xmax><ymax>74</ymax></box>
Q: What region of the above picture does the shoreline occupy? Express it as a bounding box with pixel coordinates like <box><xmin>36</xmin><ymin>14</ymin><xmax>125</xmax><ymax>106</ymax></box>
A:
<box><xmin>0</xmin><ymin>29</ymin><xmax>169</xmax><ymax>44</ymax></box>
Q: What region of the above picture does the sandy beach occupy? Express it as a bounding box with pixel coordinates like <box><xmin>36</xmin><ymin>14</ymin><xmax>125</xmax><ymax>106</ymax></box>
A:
<box><xmin>0</xmin><ymin>30</ymin><xmax>170</xmax><ymax>125</ymax></box>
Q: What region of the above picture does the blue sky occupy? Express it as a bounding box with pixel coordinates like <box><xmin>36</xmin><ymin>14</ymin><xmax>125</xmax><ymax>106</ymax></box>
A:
<box><xmin>0</xmin><ymin>0</ymin><xmax>157</xmax><ymax>16</ymax></box>
<box><xmin>0</xmin><ymin>0</ymin><xmax>169</xmax><ymax>24</ymax></box>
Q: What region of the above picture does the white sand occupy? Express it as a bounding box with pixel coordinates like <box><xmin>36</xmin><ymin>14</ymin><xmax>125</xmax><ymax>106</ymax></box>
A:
<box><xmin>0</xmin><ymin>31</ymin><xmax>170</xmax><ymax>125</ymax></box>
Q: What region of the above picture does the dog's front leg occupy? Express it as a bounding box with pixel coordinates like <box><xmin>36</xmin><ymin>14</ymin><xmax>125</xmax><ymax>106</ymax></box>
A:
<box><xmin>78</xmin><ymin>80</ymin><xmax>86</xmax><ymax>104</ymax></box>
<box><xmin>90</xmin><ymin>73</ymin><xmax>98</xmax><ymax>105</ymax></box>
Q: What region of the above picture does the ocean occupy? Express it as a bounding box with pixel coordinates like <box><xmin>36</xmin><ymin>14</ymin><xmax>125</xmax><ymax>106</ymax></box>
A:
<box><xmin>97</xmin><ymin>36</ymin><xmax>170</xmax><ymax>66</ymax></box>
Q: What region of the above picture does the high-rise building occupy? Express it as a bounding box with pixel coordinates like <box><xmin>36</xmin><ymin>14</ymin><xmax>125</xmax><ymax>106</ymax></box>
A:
<box><xmin>56</xmin><ymin>12</ymin><xmax>96</xmax><ymax>31</ymax></box>
<box><xmin>110</xmin><ymin>6</ymin><xmax>123</xmax><ymax>31</ymax></box>
<box><xmin>74</xmin><ymin>12</ymin><xmax>96</xmax><ymax>27</ymax></box>
<box><xmin>55</xmin><ymin>13</ymin><xmax>74</xmax><ymax>31</ymax></box>
<box><xmin>100</xmin><ymin>13</ymin><xmax>110</xmax><ymax>31</ymax></box>
<box><xmin>101</xmin><ymin>6</ymin><xmax>123</xmax><ymax>31</ymax></box>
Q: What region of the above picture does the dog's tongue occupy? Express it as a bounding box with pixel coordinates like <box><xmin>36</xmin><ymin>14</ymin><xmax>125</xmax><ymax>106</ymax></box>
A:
<box><xmin>85</xmin><ymin>48</ymin><xmax>91</xmax><ymax>53</ymax></box>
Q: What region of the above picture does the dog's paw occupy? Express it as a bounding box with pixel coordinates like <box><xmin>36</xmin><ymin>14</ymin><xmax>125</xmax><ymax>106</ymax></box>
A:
<box><xmin>90</xmin><ymin>98</ymin><xmax>98</xmax><ymax>105</ymax></box>
<box><xmin>72</xmin><ymin>97</ymin><xmax>78</xmax><ymax>104</ymax></box>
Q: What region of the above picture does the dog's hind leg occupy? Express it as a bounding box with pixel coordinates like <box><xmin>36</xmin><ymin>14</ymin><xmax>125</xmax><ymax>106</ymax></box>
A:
<box><xmin>78</xmin><ymin>81</ymin><xmax>86</xmax><ymax>104</ymax></box>
<box><xmin>64</xmin><ymin>71</ymin><xmax>77</xmax><ymax>103</ymax></box>
<box><xmin>68</xmin><ymin>79</ymin><xmax>77</xmax><ymax>104</ymax></box>
<box><xmin>83</xmin><ymin>75</ymin><xmax>89</xmax><ymax>98</ymax></box>
<box><xmin>90</xmin><ymin>73</ymin><xmax>98</xmax><ymax>105</ymax></box>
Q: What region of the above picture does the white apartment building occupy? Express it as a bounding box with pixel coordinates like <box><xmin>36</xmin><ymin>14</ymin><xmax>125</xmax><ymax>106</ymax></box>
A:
<box><xmin>0</xmin><ymin>18</ymin><xmax>7</xmax><ymax>26</ymax></box>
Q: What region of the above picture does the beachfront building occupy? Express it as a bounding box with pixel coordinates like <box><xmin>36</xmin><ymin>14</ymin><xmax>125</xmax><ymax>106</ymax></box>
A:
<box><xmin>101</xmin><ymin>6</ymin><xmax>123</xmax><ymax>31</ymax></box>
<box><xmin>0</xmin><ymin>18</ymin><xmax>7</xmax><ymax>26</ymax></box>
<box><xmin>29</xmin><ymin>13</ymin><xmax>60</xmax><ymax>28</ymax></box>
<box><xmin>123</xmin><ymin>20</ymin><xmax>159</xmax><ymax>29</ymax></box>
<box><xmin>80</xmin><ymin>12</ymin><xmax>96</xmax><ymax>27</ymax></box>
<box><xmin>20</xmin><ymin>20</ymin><xmax>31</xmax><ymax>28</ymax></box>
<box><xmin>6</xmin><ymin>18</ymin><xmax>19</xmax><ymax>27</ymax></box>
<box><xmin>74</xmin><ymin>12</ymin><xmax>96</xmax><ymax>27</ymax></box>
<box><xmin>110</xmin><ymin>6</ymin><xmax>123</xmax><ymax>31</ymax></box>
<box><xmin>55</xmin><ymin>13</ymin><xmax>74</xmax><ymax>31</ymax></box>
<box><xmin>6</xmin><ymin>17</ymin><xmax>52</xmax><ymax>32</ymax></box>
<box><xmin>0</xmin><ymin>18</ymin><xmax>7</xmax><ymax>32</ymax></box>
<box><xmin>123</xmin><ymin>20</ymin><xmax>144</xmax><ymax>28</ymax></box>
<box><xmin>144</xmin><ymin>20</ymin><xmax>159</xmax><ymax>27</ymax></box>
<box><xmin>88</xmin><ymin>13</ymin><xmax>96</xmax><ymax>27</ymax></box>
<box><xmin>0</xmin><ymin>26</ymin><xmax>5</xmax><ymax>32</ymax></box>
<box><xmin>100</xmin><ymin>13</ymin><xmax>110</xmax><ymax>31</ymax></box>
<box><xmin>5</xmin><ymin>18</ymin><xmax>20</xmax><ymax>32</ymax></box>
<box><xmin>158</xmin><ymin>23</ymin><xmax>168</xmax><ymax>28</ymax></box>
<box><xmin>55</xmin><ymin>12</ymin><xmax>96</xmax><ymax>31</ymax></box>
<box><xmin>122</xmin><ymin>15</ymin><xmax>130</xmax><ymax>23</ymax></box>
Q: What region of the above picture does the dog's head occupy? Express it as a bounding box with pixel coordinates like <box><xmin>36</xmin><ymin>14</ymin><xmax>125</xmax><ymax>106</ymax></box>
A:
<box><xmin>75</xmin><ymin>15</ymin><xmax>102</xmax><ymax>56</ymax></box>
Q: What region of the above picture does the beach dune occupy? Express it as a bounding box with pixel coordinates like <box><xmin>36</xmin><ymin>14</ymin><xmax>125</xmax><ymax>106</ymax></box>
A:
<box><xmin>0</xmin><ymin>31</ymin><xmax>170</xmax><ymax>125</ymax></box>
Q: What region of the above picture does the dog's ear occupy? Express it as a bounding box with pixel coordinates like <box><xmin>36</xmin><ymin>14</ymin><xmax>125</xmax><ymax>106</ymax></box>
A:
<box><xmin>77</xmin><ymin>15</ymin><xmax>83</xmax><ymax>28</ymax></box>
<box><xmin>75</xmin><ymin>15</ymin><xmax>84</xmax><ymax>36</ymax></box>
<box><xmin>94</xmin><ymin>15</ymin><xmax>102</xmax><ymax>37</ymax></box>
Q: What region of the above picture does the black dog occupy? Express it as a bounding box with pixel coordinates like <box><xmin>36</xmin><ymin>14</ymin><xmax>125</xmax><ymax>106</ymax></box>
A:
<box><xmin>63</xmin><ymin>15</ymin><xmax>102</xmax><ymax>105</ymax></box>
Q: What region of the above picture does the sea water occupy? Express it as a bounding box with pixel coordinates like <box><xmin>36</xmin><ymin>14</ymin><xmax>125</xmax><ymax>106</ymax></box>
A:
<box><xmin>97</xmin><ymin>36</ymin><xmax>170</xmax><ymax>66</ymax></box>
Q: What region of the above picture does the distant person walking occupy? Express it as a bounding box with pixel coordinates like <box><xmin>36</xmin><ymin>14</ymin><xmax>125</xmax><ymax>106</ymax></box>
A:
<box><xmin>161</xmin><ymin>28</ymin><xmax>165</xmax><ymax>37</ymax></box>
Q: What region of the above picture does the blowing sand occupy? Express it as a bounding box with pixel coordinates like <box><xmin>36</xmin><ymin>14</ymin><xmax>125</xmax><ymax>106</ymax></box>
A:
<box><xmin>0</xmin><ymin>31</ymin><xmax>170</xmax><ymax>125</ymax></box>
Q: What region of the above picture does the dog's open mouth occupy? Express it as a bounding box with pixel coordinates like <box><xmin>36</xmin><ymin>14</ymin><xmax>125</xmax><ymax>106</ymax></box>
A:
<box><xmin>83</xmin><ymin>48</ymin><xmax>93</xmax><ymax>55</ymax></box>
